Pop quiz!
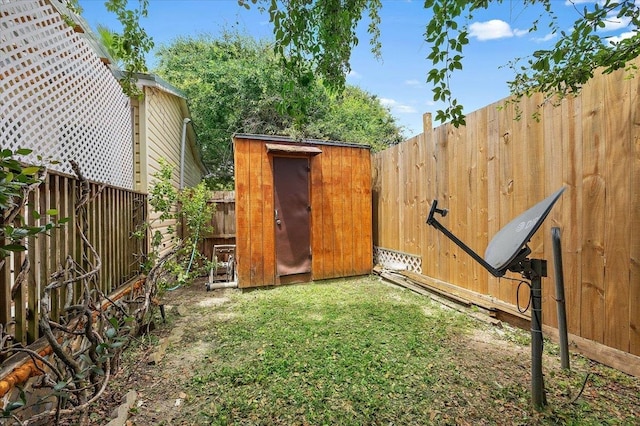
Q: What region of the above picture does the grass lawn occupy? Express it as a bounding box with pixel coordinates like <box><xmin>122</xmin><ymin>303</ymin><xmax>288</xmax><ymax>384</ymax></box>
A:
<box><xmin>109</xmin><ymin>275</ymin><xmax>640</xmax><ymax>425</ymax></box>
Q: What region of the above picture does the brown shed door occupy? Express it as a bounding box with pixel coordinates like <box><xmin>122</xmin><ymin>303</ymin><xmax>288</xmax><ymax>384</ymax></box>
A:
<box><xmin>273</xmin><ymin>156</ymin><xmax>311</xmax><ymax>276</ymax></box>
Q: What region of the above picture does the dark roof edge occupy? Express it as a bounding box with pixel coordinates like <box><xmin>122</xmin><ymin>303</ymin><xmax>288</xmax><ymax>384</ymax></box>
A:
<box><xmin>233</xmin><ymin>133</ymin><xmax>372</xmax><ymax>150</ymax></box>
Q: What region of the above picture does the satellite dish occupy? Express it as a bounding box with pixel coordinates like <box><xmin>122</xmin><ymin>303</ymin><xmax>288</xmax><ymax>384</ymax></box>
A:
<box><xmin>483</xmin><ymin>187</ymin><xmax>565</xmax><ymax>274</ymax></box>
<box><xmin>426</xmin><ymin>186</ymin><xmax>566</xmax><ymax>410</ymax></box>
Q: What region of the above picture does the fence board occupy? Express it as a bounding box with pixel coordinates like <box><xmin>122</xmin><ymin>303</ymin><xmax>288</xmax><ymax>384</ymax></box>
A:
<box><xmin>581</xmin><ymin>73</ymin><xmax>606</xmax><ymax>344</ymax></box>
<box><xmin>562</xmin><ymin>95</ymin><xmax>583</xmax><ymax>336</ymax></box>
<box><xmin>631</xmin><ymin>73</ymin><xmax>640</xmax><ymax>357</ymax></box>
<box><xmin>13</xmin><ymin>251</ymin><xmax>27</xmax><ymax>344</ymax></box>
<box><xmin>498</xmin><ymin>101</ymin><xmax>515</xmax><ymax>305</ymax></box>
<box><xmin>435</xmin><ymin>124</ymin><xmax>450</xmax><ymax>283</ymax></box>
<box><xmin>420</xmin><ymin>115</ymin><xmax>432</xmax><ymax>272</ymax></box>
<box><xmin>475</xmin><ymin>108</ymin><xmax>489</xmax><ymax>295</ymax></box>
<box><xmin>0</xmin><ymin>247</ymin><xmax>10</xmax><ymax>329</ymax></box>
<box><xmin>486</xmin><ymin>104</ymin><xmax>500</xmax><ymax>299</ymax></box>
<box><xmin>603</xmin><ymin>69</ymin><xmax>631</xmax><ymax>351</ymax></box>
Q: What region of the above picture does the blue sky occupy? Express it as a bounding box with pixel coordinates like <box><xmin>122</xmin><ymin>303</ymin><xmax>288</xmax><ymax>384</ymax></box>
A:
<box><xmin>78</xmin><ymin>0</ymin><xmax>636</xmax><ymax>137</ymax></box>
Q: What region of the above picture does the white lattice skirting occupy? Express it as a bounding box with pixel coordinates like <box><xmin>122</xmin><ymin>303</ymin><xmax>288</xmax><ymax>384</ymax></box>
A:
<box><xmin>1</xmin><ymin>0</ymin><xmax>134</xmax><ymax>189</ymax></box>
<box><xmin>373</xmin><ymin>246</ymin><xmax>422</xmax><ymax>274</ymax></box>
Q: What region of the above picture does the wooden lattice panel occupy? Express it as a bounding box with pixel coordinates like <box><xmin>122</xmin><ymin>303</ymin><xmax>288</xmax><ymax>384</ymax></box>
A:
<box><xmin>0</xmin><ymin>0</ymin><xmax>134</xmax><ymax>189</ymax></box>
<box><xmin>374</xmin><ymin>246</ymin><xmax>422</xmax><ymax>274</ymax></box>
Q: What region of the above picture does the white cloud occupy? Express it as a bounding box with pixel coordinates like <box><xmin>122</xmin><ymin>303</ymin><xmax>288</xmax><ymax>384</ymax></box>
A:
<box><xmin>347</xmin><ymin>69</ymin><xmax>361</xmax><ymax>79</ymax></box>
<box><xmin>469</xmin><ymin>19</ymin><xmax>525</xmax><ymax>41</ymax></box>
<box><xmin>606</xmin><ymin>31</ymin><xmax>637</xmax><ymax>44</ymax></box>
<box><xmin>404</xmin><ymin>79</ymin><xmax>424</xmax><ymax>88</ymax></box>
<box><xmin>600</xmin><ymin>14</ymin><xmax>632</xmax><ymax>32</ymax></box>
<box><xmin>533</xmin><ymin>32</ymin><xmax>558</xmax><ymax>43</ymax></box>
<box><xmin>513</xmin><ymin>28</ymin><xmax>530</xmax><ymax>37</ymax></box>
<box><xmin>380</xmin><ymin>98</ymin><xmax>417</xmax><ymax>114</ymax></box>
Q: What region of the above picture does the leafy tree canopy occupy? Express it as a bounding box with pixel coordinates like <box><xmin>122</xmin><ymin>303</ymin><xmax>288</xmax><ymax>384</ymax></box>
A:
<box><xmin>153</xmin><ymin>32</ymin><xmax>403</xmax><ymax>188</ymax></box>
<box><xmin>240</xmin><ymin>0</ymin><xmax>639</xmax><ymax>126</ymax></box>
<box><xmin>87</xmin><ymin>0</ymin><xmax>639</xmax><ymax>128</ymax></box>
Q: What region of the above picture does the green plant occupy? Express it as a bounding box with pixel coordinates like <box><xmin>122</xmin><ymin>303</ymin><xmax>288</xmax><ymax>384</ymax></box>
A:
<box><xmin>134</xmin><ymin>159</ymin><xmax>213</xmax><ymax>291</ymax></box>
<box><xmin>0</xmin><ymin>148</ymin><xmax>66</xmax><ymax>260</ymax></box>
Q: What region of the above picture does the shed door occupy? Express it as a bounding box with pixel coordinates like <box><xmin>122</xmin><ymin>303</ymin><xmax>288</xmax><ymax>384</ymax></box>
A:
<box><xmin>273</xmin><ymin>156</ymin><xmax>311</xmax><ymax>276</ymax></box>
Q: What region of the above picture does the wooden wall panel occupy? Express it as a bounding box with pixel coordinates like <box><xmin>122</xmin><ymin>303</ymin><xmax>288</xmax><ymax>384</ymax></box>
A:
<box><xmin>344</xmin><ymin>148</ymin><xmax>355</xmax><ymax>275</ymax></box>
<box><xmin>352</xmin><ymin>149</ymin><xmax>365</xmax><ymax>275</ymax></box>
<box><xmin>311</xmin><ymin>153</ymin><xmax>325</xmax><ymax>278</ymax></box>
<box><xmin>234</xmin><ymin>139</ymin><xmax>252</xmax><ymax>287</ymax></box>
<box><xmin>248</xmin><ymin>141</ymin><xmax>265</xmax><ymax>286</ymax></box>
<box><xmin>262</xmin><ymin>149</ymin><xmax>276</xmax><ymax>285</ymax></box>
<box><xmin>320</xmin><ymin>148</ymin><xmax>337</xmax><ymax>279</ymax></box>
<box><xmin>332</xmin><ymin>147</ymin><xmax>346</xmax><ymax>278</ymax></box>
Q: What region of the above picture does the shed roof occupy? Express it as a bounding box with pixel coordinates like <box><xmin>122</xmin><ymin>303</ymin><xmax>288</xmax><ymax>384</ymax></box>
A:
<box><xmin>233</xmin><ymin>133</ymin><xmax>372</xmax><ymax>150</ymax></box>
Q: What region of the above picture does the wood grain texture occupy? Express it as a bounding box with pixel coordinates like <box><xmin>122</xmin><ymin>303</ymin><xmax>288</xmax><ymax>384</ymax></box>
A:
<box><xmin>371</xmin><ymin>58</ymin><xmax>640</xmax><ymax>361</ymax></box>
<box><xmin>580</xmin><ymin>73</ymin><xmax>606</xmax><ymax>344</ymax></box>
<box><xmin>234</xmin><ymin>139</ymin><xmax>252</xmax><ymax>287</ymax></box>
<box><xmin>630</xmin><ymin>70</ymin><xmax>640</xmax><ymax>356</ymax></box>
<box><xmin>603</xmin><ymin>69</ymin><xmax>631</xmax><ymax>351</ymax></box>
<box><xmin>233</xmin><ymin>136</ymin><xmax>372</xmax><ymax>286</ymax></box>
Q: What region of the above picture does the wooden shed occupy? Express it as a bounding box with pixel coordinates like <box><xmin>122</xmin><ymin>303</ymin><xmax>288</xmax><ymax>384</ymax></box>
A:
<box><xmin>234</xmin><ymin>134</ymin><xmax>373</xmax><ymax>288</ymax></box>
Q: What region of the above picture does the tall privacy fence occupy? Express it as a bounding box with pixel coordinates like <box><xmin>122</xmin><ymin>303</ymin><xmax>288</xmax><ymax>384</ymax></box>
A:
<box><xmin>373</xmin><ymin>60</ymin><xmax>640</xmax><ymax>375</ymax></box>
<box><xmin>200</xmin><ymin>191</ymin><xmax>236</xmax><ymax>263</ymax></box>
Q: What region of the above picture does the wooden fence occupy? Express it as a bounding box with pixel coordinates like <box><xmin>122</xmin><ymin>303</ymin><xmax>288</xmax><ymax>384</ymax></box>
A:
<box><xmin>0</xmin><ymin>170</ymin><xmax>147</xmax><ymax>347</ymax></box>
<box><xmin>200</xmin><ymin>191</ymin><xmax>236</xmax><ymax>262</ymax></box>
<box><xmin>373</xmin><ymin>62</ymin><xmax>639</xmax><ymax>375</ymax></box>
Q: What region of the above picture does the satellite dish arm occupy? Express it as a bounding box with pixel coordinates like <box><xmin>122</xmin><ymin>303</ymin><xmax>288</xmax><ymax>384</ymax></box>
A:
<box><xmin>427</xmin><ymin>200</ymin><xmax>504</xmax><ymax>277</ymax></box>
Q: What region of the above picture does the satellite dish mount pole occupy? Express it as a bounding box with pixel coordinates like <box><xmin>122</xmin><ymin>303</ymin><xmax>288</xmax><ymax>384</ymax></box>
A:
<box><xmin>508</xmin><ymin>257</ymin><xmax>548</xmax><ymax>410</ymax></box>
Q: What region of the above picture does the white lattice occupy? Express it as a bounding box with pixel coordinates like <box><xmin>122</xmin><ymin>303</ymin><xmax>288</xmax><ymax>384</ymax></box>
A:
<box><xmin>374</xmin><ymin>246</ymin><xmax>422</xmax><ymax>274</ymax></box>
<box><xmin>0</xmin><ymin>0</ymin><xmax>134</xmax><ymax>189</ymax></box>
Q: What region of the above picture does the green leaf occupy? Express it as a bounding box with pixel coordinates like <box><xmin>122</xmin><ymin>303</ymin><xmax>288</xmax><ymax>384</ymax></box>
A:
<box><xmin>21</xmin><ymin>166</ymin><xmax>41</xmax><ymax>175</ymax></box>
<box><xmin>54</xmin><ymin>381</ymin><xmax>68</xmax><ymax>391</ymax></box>
<box><xmin>2</xmin><ymin>244</ymin><xmax>27</xmax><ymax>252</ymax></box>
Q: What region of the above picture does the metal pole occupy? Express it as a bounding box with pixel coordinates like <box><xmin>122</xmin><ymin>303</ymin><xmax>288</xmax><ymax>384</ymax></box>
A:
<box><xmin>530</xmin><ymin>258</ymin><xmax>547</xmax><ymax>410</ymax></box>
<box><xmin>180</xmin><ymin>118</ymin><xmax>191</xmax><ymax>190</ymax></box>
<box><xmin>552</xmin><ymin>227</ymin><xmax>570</xmax><ymax>370</ymax></box>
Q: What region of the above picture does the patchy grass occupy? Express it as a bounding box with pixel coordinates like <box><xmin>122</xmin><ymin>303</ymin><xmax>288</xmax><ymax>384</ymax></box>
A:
<box><xmin>188</xmin><ymin>279</ymin><xmax>472</xmax><ymax>425</ymax></box>
<box><xmin>100</xmin><ymin>276</ymin><xmax>640</xmax><ymax>425</ymax></box>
